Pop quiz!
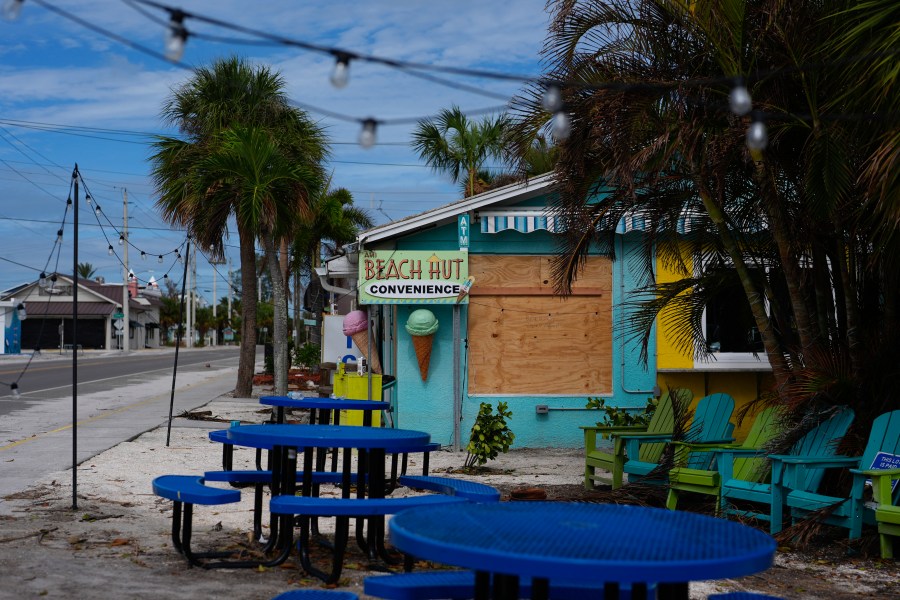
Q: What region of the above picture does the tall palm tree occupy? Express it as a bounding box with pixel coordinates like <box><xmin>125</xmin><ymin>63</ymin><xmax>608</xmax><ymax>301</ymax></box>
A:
<box><xmin>150</xmin><ymin>56</ymin><xmax>327</xmax><ymax>397</ymax></box>
<box><xmin>76</xmin><ymin>263</ymin><xmax>97</xmax><ymax>280</ymax></box>
<box><xmin>508</xmin><ymin>0</ymin><xmax>899</xmax><ymax>446</ymax></box>
<box><xmin>412</xmin><ymin>106</ymin><xmax>509</xmax><ymax>197</ymax></box>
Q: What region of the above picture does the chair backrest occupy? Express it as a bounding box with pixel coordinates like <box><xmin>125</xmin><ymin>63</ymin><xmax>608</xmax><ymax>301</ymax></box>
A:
<box><xmin>683</xmin><ymin>393</ymin><xmax>735</xmax><ymax>469</ymax></box>
<box><xmin>788</xmin><ymin>406</ymin><xmax>855</xmax><ymax>492</ymax></box>
<box><xmin>732</xmin><ymin>406</ymin><xmax>781</xmax><ymax>483</ymax></box>
<box><xmin>858</xmin><ymin>410</ymin><xmax>900</xmax><ymax>475</ymax></box>
<box><xmin>637</xmin><ymin>388</ymin><xmax>692</xmax><ymax>463</ymax></box>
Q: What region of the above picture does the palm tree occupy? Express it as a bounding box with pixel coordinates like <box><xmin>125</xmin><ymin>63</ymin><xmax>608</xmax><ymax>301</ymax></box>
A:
<box><xmin>150</xmin><ymin>56</ymin><xmax>327</xmax><ymax>397</ymax></box>
<box><xmin>76</xmin><ymin>263</ymin><xmax>97</xmax><ymax>280</ymax></box>
<box><xmin>412</xmin><ymin>106</ymin><xmax>509</xmax><ymax>197</ymax></box>
<box><xmin>508</xmin><ymin>0</ymin><xmax>899</xmax><ymax>447</ymax></box>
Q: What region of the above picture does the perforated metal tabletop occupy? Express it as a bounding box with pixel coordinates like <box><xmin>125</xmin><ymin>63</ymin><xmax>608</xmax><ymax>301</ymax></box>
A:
<box><xmin>226</xmin><ymin>424</ymin><xmax>429</xmax><ymax>450</ymax></box>
<box><xmin>389</xmin><ymin>502</ymin><xmax>775</xmax><ymax>592</ymax></box>
<box><xmin>260</xmin><ymin>395</ymin><xmax>390</xmax><ymax>411</ymax></box>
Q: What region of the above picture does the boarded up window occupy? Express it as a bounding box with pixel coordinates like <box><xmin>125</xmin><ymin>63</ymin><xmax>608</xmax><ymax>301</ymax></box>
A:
<box><xmin>467</xmin><ymin>255</ymin><xmax>612</xmax><ymax>395</ymax></box>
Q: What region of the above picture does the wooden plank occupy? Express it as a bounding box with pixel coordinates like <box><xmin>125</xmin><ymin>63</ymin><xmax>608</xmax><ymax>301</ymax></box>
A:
<box><xmin>468</xmin><ymin>254</ymin><xmax>612</xmax><ymax>294</ymax></box>
<box><xmin>470</xmin><ymin>286</ymin><xmax>606</xmax><ymax>296</ymax></box>
<box><xmin>467</xmin><ymin>295</ymin><xmax>612</xmax><ymax>395</ymax></box>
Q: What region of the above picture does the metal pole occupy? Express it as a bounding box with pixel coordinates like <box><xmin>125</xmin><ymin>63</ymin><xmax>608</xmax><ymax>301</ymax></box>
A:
<box><xmin>166</xmin><ymin>239</ymin><xmax>191</xmax><ymax>446</ymax></box>
<box><xmin>71</xmin><ymin>165</ymin><xmax>79</xmax><ymax>510</ymax></box>
<box><xmin>122</xmin><ymin>189</ymin><xmax>129</xmax><ymax>354</ymax></box>
<box><xmin>452</xmin><ymin>304</ymin><xmax>461</xmax><ymax>451</ymax></box>
<box><xmin>212</xmin><ymin>258</ymin><xmax>217</xmax><ymax>347</ymax></box>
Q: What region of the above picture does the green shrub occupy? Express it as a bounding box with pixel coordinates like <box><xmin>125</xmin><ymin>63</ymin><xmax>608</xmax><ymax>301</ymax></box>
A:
<box><xmin>294</xmin><ymin>342</ymin><xmax>320</xmax><ymax>368</ymax></box>
<box><xmin>586</xmin><ymin>396</ymin><xmax>657</xmax><ymax>427</ymax></box>
<box><xmin>465</xmin><ymin>402</ymin><xmax>515</xmax><ymax>468</ymax></box>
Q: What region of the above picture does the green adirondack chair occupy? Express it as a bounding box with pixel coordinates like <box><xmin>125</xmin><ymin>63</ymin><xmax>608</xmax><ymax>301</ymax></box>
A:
<box><xmin>665</xmin><ymin>405</ymin><xmax>780</xmax><ymax>512</ymax></box>
<box><xmin>717</xmin><ymin>406</ymin><xmax>854</xmax><ymax>534</ymax></box>
<box><xmin>777</xmin><ymin>409</ymin><xmax>900</xmax><ymax>539</ymax></box>
<box><xmin>581</xmin><ymin>389</ymin><xmax>692</xmax><ymax>490</ymax></box>
<box><xmin>616</xmin><ymin>392</ymin><xmax>736</xmax><ymax>487</ymax></box>
<box><xmin>871</xmin><ymin>466</ymin><xmax>900</xmax><ymax>558</ymax></box>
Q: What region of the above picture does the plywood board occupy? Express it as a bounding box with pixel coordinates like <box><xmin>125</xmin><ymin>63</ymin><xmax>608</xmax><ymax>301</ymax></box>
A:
<box><xmin>468</xmin><ymin>254</ymin><xmax>611</xmax><ymax>295</ymax></box>
<box><xmin>467</xmin><ymin>295</ymin><xmax>612</xmax><ymax>395</ymax></box>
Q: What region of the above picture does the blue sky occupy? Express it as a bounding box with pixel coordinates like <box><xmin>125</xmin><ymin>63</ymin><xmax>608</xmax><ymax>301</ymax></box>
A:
<box><xmin>0</xmin><ymin>0</ymin><xmax>550</xmax><ymax>305</ymax></box>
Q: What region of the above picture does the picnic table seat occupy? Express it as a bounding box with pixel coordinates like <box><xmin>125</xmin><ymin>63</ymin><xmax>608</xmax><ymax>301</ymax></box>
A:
<box><xmin>152</xmin><ymin>475</ymin><xmax>288</xmax><ymax>569</ymax></box>
<box><xmin>397</xmin><ymin>475</ymin><xmax>500</xmax><ymax>503</ymax></box>
<box><xmin>778</xmin><ymin>409</ymin><xmax>900</xmax><ymax>539</ymax></box>
<box><xmin>363</xmin><ymin>570</ymin><xmax>613</xmax><ymax>599</ymax></box>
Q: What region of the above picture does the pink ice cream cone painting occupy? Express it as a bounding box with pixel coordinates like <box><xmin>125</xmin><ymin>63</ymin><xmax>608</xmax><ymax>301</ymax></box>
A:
<box><xmin>405</xmin><ymin>309</ymin><xmax>438</xmax><ymax>381</ymax></box>
<box><xmin>342</xmin><ymin>310</ymin><xmax>382</xmax><ymax>374</ymax></box>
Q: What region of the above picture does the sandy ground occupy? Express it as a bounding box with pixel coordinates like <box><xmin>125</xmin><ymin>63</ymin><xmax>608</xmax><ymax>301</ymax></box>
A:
<box><xmin>1</xmin><ymin>396</ymin><xmax>897</xmax><ymax>599</ymax></box>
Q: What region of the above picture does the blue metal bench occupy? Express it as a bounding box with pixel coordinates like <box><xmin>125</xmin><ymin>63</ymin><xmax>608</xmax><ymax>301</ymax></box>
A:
<box><xmin>363</xmin><ymin>570</ymin><xmax>627</xmax><ymax>599</ymax></box>
<box><xmin>152</xmin><ymin>475</ymin><xmax>289</xmax><ymax>570</ymax></box>
<box><xmin>397</xmin><ymin>475</ymin><xmax>500</xmax><ymax>503</ymax></box>
<box><xmin>270</xmin><ymin>494</ymin><xmax>468</xmax><ymax>584</ymax></box>
<box><xmin>271</xmin><ymin>591</ymin><xmax>359</xmax><ymax>600</ymax></box>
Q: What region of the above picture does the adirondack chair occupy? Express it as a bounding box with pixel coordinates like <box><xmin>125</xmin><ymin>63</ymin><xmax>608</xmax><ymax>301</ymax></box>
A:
<box><xmin>776</xmin><ymin>409</ymin><xmax>900</xmax><ymax>539</ymax></box>
<box><xmin>581</xmin><ymin>389</ymin><xmax>692</xmax><ymax>490</ymax></box>
<box><xmin>871</xmin><ymin>466</ymin><xmax>900</xmax><ymax>558</ymax></box>
<box><xmin>716</xmin><ymin>407</ymin><xmax>855</xmax><ymax>534</ymax></box>
<box><xmin>615</xmin><ymin>392</ymin><xmax>736</xmax><ymax>487</ymax></box>
<box><xmin>665</xmin><ymin>405</ymin><xmax>780</xmax><ymax>512</ymax></box>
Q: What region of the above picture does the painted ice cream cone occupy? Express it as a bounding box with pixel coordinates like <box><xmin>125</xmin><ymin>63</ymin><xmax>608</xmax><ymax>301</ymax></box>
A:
<box><xmin>405</xmin><ymin>309</ymin><xmax>439</xmax><ymax>381</ymax></box>
<box><xmin>342</xmin><ymin>310</ymin><xmax>382</xmax><ymax>374</ymax></box>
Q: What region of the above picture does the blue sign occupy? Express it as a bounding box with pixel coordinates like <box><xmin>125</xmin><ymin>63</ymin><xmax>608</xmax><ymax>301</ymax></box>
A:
<box><xmin>868</xmin><ymin>451</ymin><xmax>900</xmax><ymax>493</ymax></box>
<box><xmin>458</xmin><ymin>214</ymin><xmax>470</xmax><ymax>252</ymax></box>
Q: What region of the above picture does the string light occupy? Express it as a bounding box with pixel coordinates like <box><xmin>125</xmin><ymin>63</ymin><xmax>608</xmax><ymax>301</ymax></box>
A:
<box><xmin>551</xmin><ymin>111</ymin><xmax>571</xmax><ymax>141</ymax></box>
<box><xmin>358</xmin><ymin>119</ymin><xmax>377</xmax><ymax>149</ymax></box>
<box><xmin>38</xmin><ymin>271</ymin><xmax>48</xmax><ymax>289</ymax></box>
<box><xmin>108</xmin><ymin>244</ymin><xmax>114</xmax><ymax>255</ymax></box>
<box><xmin>729</xmin><ymin>82</ymin><xmax>753</xmax><ymax>116</ymax></box>
<box><xmin>330</xmin><ymin>52</ymin><xmax>351</xmax><ymax>88</ymax></box>
<box><xmin>158</xmin><ymin>255</ymin><xmax>164</xmax><ymax>263</ymax></box>
<box><xmin>94</xmin><ymin>204</ymin><xmax>102</xmax><ymax>216</ymax></box>
<box><xmin>56</xmin><ymin>229</ymin><xmax>63</xmax><ymax>242</ymax></box>
<box><xmin>85</xmin><ymin>193</ymin><xmax>93</xmax><ymax>206</ymax></box>
<box><xmin>141</xmin><ymin>251</ymin><xmax>146</xmax><ymax>260</ymax></box>
<box><xmin>164</xmin><ymin>9</ymin><xmax>187</xmax><ymax>62</ymax></box>
<box><xmin>10</xmin><ymin>382</ymin><xmax>20</xmax><ymax>399</ymax></box>
<box><xmin>176</xmin><ymin>251</ymin><xmax>183</xmax><ymax>264</ymax></box>
<box><xmin>2</xmin><ymin>0</ymin><xmax>23</xmax><ymax>22</ymax></box>
<box><xmin>16</xmin><ymin>302</ymin><xmax>26</xmax><ymax>320</ymax></box>
<box><xmin>746</xmin><ymin>114</ymin><xmax>768</xmax><ymax>151</ymax></box>
<box><xmin>542</xmin><ymin>84</ymin><xmax>563</xmax><ymax>113</ymax></box>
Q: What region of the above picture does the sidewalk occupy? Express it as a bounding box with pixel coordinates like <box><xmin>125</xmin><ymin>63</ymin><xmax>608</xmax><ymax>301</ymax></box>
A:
<box><xmin>0</xmin><ymin>382</ymin><xmax>897</xmax><ymax>599</ymax></box>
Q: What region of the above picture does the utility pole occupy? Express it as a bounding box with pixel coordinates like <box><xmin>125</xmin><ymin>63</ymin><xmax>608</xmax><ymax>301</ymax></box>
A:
<box><xmin>185</xmin><ymin>247</ymin><xmax>193</xmax><ymax>348</ymax></box>
<box><xmin>121</xmin><ymin>188</ymin><xmax>129</xmax><ymax>354</ymax></box>
<box><xmin>212</xmin><ymin>262</ymin><xmax>217</xmax><ymax>347</ymax></box>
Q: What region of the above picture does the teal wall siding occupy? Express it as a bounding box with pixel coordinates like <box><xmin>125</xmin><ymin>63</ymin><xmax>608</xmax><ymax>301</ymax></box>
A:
<box><xmin>372</xmin><ymin>195</ymin><xmax>657</xmax><ymax>448</ymax></box>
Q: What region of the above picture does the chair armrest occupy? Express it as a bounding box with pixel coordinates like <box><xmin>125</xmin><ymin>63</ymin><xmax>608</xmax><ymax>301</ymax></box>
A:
<box><xmin>855</xmin><ymin>467</ymin><xmax>900</xmax><ymax>477</ymax></box>
<box><xmin>615</xmin><ymin>432</ymin><xmax>673</xmax><ymax>442</ymax></box>
<box><xmin>775</xmin><ymin>455</ymin><xmax>861</xmax><ymax>468</ymax></box>
<box><xmin>581</xmin><ymin>425</ymin><xmax>649</xmax><ymax>440</ymax></box>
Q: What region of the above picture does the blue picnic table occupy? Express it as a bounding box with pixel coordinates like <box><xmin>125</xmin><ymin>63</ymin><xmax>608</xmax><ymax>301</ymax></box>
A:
<box><xmin>260</xmin><ymin>395</ymin><xmax>390</xmax><ymax>426</ymax></box>
<box><xmin>387</xmin><ymin>501</ymin><xmax>776</xmax><ymax>600</ymax></box>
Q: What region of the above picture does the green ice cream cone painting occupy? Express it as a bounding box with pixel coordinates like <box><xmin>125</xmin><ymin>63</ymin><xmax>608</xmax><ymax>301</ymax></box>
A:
<box><xmin>405</xmin><ymin>309</ymin><xmax>438</xmax><ymax>381</ymax></box>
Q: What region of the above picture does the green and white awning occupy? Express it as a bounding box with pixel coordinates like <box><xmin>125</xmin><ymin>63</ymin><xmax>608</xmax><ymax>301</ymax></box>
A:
<box><xmin>479</xmin><ymin>210</ymin><xmax>558</xmax><ymax>234</ymax></box>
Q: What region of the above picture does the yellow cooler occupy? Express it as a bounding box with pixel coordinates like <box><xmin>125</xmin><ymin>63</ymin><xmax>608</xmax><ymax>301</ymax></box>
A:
<box><xmin>333</xmin><ymin>363</ymin><xmax>382</xmax><ymax>426</ymax></box>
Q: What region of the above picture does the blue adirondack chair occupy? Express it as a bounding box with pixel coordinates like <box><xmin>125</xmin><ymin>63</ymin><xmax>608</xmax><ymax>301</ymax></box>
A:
<box><xmin>716</xmin><ymin>407</ymin><xmax>855</xmax><ymax>534</ymax></box>
<box><xmin>776</xmin><ymin>409</ymin><xmax>900</xmax><ymax>538</ymax></box>
<box><xmin>616</xmin><ymin>392</ymin><xmax>735</xmax><ymax>486</ymax></box>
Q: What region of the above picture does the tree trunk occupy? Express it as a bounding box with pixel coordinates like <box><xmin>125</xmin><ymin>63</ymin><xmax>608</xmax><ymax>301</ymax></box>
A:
<box><xmin>264</xmin><ymin>234</ymin><xmax>289</xmax><ymax>397</ymax></box>
<box><xmin>234</xmin><ymin>224</ymin><xmax>258</xmax><ymax>398</ymax></box>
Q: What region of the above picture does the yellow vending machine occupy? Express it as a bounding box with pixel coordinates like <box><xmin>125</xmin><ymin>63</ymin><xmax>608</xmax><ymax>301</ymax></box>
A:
<box><xmin>333</xmin><ymin>362</ymin><xmax>382</xmax><ymax>426</ymax></box>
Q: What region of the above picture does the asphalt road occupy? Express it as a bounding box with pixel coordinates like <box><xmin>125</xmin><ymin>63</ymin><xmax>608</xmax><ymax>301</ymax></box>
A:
<box><xmin>0</xmin><ymin>346</ymin><xmax>242</xmax><ymax>415</ymax></box>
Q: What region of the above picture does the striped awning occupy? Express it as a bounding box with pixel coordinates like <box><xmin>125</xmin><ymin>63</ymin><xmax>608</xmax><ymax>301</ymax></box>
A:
<box><xmin>479</xmin><ymin>210</ymin><xmax>558</xmax><ymax>234</ymax></box>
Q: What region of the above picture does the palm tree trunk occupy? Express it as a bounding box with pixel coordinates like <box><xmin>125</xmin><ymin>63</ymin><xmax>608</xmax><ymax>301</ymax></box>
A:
<box><xmin>264</xmin><ymin>234</ymin><xmax>289</xmax><ymax>397</ymax></box>
<box><xmin>234</xmin><ymin>224</ymin><xmax>258</xmax><ymax>397</ymax></box>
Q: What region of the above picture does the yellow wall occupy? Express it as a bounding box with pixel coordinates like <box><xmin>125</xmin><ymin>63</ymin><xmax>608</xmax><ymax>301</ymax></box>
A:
<box><xmin>655</xmin><ymin>254</ymin><xmax>693</xmax><ymax>369</ymax></box>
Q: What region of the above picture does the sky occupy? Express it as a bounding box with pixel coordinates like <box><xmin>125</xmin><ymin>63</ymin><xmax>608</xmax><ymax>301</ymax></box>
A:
<box><xmin>0</xmin><ymin>0</ymin><xmax>551</xmax><ymax>307</ymax></box>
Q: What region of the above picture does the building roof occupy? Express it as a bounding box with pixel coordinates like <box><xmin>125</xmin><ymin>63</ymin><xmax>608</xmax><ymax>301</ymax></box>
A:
<box><xmin>358</xmin><ymin>173</ymin><xmax>556</xmax><ymax>245</ymax></box>
<box><xmin>23</xmin><ymin>302</ymin><xmax>115</xmax><ymax>317</ymax></box>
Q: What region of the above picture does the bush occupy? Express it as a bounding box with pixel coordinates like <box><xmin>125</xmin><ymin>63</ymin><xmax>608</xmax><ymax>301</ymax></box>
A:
<box><xmin>586</xmin><ymin>396</ymin><xmax>657</xmax><ymax>427</ymax></box>
<box><xmin>464</xmin><ymin>402</ymin><xmax>515</xmax><ymax>468</ymax></box>
<box><xmin>294</xmin><ymin>342</ymin><xmax>320</xmax><ymax>369</ymax></box>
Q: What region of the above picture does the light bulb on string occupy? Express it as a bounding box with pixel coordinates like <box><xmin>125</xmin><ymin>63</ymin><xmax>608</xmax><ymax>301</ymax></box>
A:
<box><xmin>118</xmin><ymin>234</ymin><xmax>125</xmax><ymax>246</ymax></box>
<box><xmin>16</xmin><ymin>303</ymin><xmax>26</xmax><ymax>321</ymax></box>
<box><xmin>164</xmin><ymin>10</ymin><xmax>188</xmax><ymax>62</ymax></box>
<box><xmin>177</xmin><ymin>253</ymin><xmax>183</xmax><ymax>264</ymax></box>
<box><xmin>551</xmin><ymin>111</ymin><xmax>571</xmax><ymax>141</ymax></box>
<box><xmin>158</xmin><ymin>255</ymin><xmax>164</xmax><ymax>264</ymax></box>
<box><xmin>330</xmin><ymin>52</ymin><xmax>351</xmax><ymax>88</ymax></box>
<box><xmin>746</xmin><ymin>116</ymin><xmax>768</xmax><ymax>151</ymax></box>
<box><xmin>10</xmin><ymin>382</ymin><xmax>20</xmax><ymax>399</ymax></box>
<box><xmin>108</xmin><ymin>244</ymin><xmax>114</xmax><ymax>256</ymax></box>
<box><xmin>56</xmin><ymin>229</ymin><xmax>63</xmax><ymax>243</ymax></box>
<box><xmin>542</xmin><ymin>84</ymin><xmax>563</xmax><ymax>113</ymax></box>
<box><xmin>85</xmin><ymin>194</ymin><xmax>92</xmax><ymax>206</ymax></box>
<box><xmin>729</xmin><ymin>83</ymin><xmax>753</xmax><ymax>116</ymax></box>
<box><xmin>358</xmin><ymin>118</ymin><xmax>377</xmax><ymax>149</ymax></box>
<box><xmin>141</xmin><ymin>251</ymin><xmax>146</xmax><ymax>261</ymax></box>
<box><xmin>38</xmin><ymin>272</ymin><xmax>48</xmax><ymax>290</ymax></box>
<box><xmin>94</xmin><ymin>205</ymin><xmax>101</xmax><ymax>216</ymax></box>
<box><xmin>2</xmin><ymin>0</ymin><xmax>23</xmax><ymax>22</ymax></box>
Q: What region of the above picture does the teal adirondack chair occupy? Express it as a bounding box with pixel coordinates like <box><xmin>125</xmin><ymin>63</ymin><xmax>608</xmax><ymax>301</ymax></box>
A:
<box><xmin>581</xmin><ymin>389</ymin><xmax>692</xmax><ymax>490</ymax></box>
<box><xmin>777</xmin><ymin>409</ymin><xmax>900</xmax><ymax>539</ymax></box>
<box><xmin>717</xmin><ymin>407</ymin><xmax>855</xmax><ymax>534</ymax></box>
<box><xmin>666</xmin><ymin>405</ymin><xmax>780</xmax><ymax>512</ymax></box>
<box><xmin>616</xmin><ymin>392</ymin><xmax>735</xmax><ymax>487</ymax></box>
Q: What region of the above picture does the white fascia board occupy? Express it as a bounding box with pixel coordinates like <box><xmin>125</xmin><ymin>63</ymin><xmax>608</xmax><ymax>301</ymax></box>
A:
<box><xmin>359</xmin><ymin>173</ymin><xmax>557</xmax><ymax>245</ymax></box>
